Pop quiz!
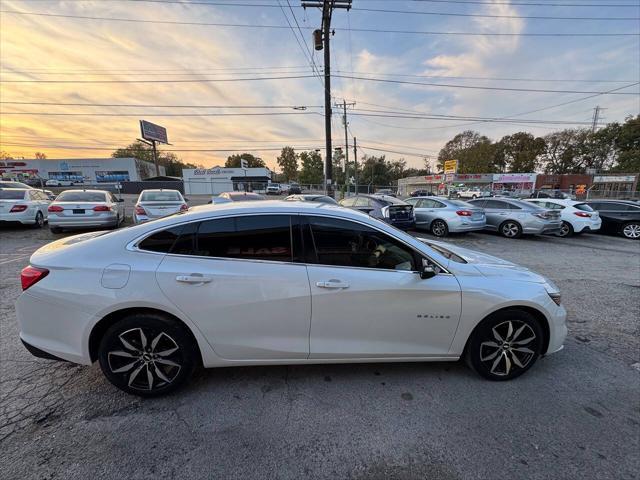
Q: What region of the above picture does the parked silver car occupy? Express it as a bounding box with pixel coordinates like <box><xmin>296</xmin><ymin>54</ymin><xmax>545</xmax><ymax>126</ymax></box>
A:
<box><xmin>404</xmin><ymin>197</ymin><xmax>486</xmax><ymax>237</ymax></box>
<box><xmin>467</xmin><ymin>198</ymin><xmax>562</xmax><ymax>238</ymax></box>
<box><xmin>48</xmin><ymin>189</ymin><xmax>125</xmax><ymax>233</ymax></box>
<box><xmin>134</xmin><ymin>189</ymin><xmax>188</xmax><ymax>223</ymax></box>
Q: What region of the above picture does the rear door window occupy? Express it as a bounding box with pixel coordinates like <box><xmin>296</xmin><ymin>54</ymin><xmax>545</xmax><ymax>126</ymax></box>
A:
<box><xmin>574</xmin><ymin>203</ymin><xmax>594</xmax><ymax>212</ymax></box>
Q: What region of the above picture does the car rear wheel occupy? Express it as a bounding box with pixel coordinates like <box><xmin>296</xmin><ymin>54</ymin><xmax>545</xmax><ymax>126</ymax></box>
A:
<box><xmin>465</xmin><ymin>309</ymin><xmax>543</xmax><ymax>381</ymax></box>
<box><xmin>33</xmin><ymin>211</ymin><xmax>44</xmax><ymax>229</ymax></box>
<box><xmin>558</xmin><ymin>221</ymin><xmax>574</xmax><ymax>237</ymax></box>
<box><xmin>430</xmin><ymin>219</ymin><xmax>449</xmax><ymax>237</ymax></box>
<box><xmin>621</xmin><ymin>222</ymin><xmax>640</xmax><ymax>239</ymax></box>
<box><xmin>98</xmin><ymin>313</ymin><xmax>197</xmax><ymax>396</ymax></box>
<box><xmin>499</xmin><ymin>221</ymin><xmax>522</xmax><ymax>238</ymax></box>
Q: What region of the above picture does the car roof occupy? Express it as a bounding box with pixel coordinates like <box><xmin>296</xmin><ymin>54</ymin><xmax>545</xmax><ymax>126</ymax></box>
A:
<box><xmin>140</xmin><ymin>189</ymin><xmax>181</xmax><ymax>193</ymax></box>
<box><xmin>0</xmin><ymin>187</ymin><xmax>29</xmax><ymax>192</ymax></box>
<box><xmin>587</xmin><ymin>199</ymin><xmax>638</xmax><ymax>204</ymax></box>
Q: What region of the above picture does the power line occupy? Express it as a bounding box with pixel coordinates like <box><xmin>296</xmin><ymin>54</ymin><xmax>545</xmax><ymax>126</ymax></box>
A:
<box><xmin>0</xmin><ymin>101</ymin><xmax>323</xmax><ymax>108</ymax></box>
<box><xmin>0</xmin><ymin>111</ymin><xmax>323</xmax><ymax>117</ymax></box>
<box><xmin>2</xmin><ymin>10</ymin><xmax>637</xmax><ymax>36</ymax></box>
<box><xmin>9</xmin><ymin>0</ymin><xmax>640</xmax><ymax>18</ymax></box>
<box><xmin>12</xmin><ymin>0</ymin><xmax>640</xmax><ymax>6</ymax></box>
<box><xmin>0</xmin><ymin>142</ymin><xmax>326</xmax><ymax>152</ymax></box>
<box><xmin>0</xmin><ymin>74</ymin><xmax>319</xmax><ymax>83</ymax></box>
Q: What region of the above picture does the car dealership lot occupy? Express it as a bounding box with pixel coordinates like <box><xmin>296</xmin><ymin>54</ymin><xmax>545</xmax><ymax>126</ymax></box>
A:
<box><xmin>0</xmin><ymin>226</ymin><xmax>638</xmax><ymax>479</ymax></box>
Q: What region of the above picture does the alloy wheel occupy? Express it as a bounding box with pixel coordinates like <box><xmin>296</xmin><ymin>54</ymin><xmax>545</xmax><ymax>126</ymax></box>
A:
<box><xmin>559</xmin><ymin>222</ymin><xmax>571</xmax><ymax>237</ymax></box>
<box><xmin>622</xmin><ymin>223</ymin><xmax>640</xmax><ymax>239</ymax></box>
<box><xmin>479</xmin><ymin>320</ymin><xmax>538</xmax><ymax>377</ymax></box>
<box><xmin>107</xmin><ymin>328</ymin><xmax>182</xmax><ymax>391</ymax></box>
<box><xmin>431</xmin><ymin>220</ymin><xmax>448</xmax><ymax>237</ymax></box>
<box><xmin>501</xmin><ymin>222</ymin><xmax>520</xmax><ymax>238</ymax></box>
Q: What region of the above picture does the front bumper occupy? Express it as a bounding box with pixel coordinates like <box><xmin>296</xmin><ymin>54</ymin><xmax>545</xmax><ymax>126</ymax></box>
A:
<box><xmin>546</xmin><ymin>303</ymin><xmax>568</xmax><ymax>355</ymax></box>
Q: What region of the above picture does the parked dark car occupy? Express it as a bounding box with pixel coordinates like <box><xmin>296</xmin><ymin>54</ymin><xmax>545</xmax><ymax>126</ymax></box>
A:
<box><xmin>585</xmin><ymin>200</ymin><xmax>640</xmax><ymax>239</ymax></box>
<box><xmin>284</xmin><ymin>194</ymin><xmax>338</xmax><ymax>205</ymax></box>
<box><xmin>409</xmin><ymin>189</ymin><xmax>434</xmax><ymax>197</ymax></box>
<box><xmin>339</xmin><ymin>194</ymin><xmax>415</xmax><ymax>230</ymax></box>
<box><xmin>374</xmin><ymin>189</ymin><xmax>397</xmax><ymax>197</ymax></box>
<box><xmin>530</xmin><ymin>189</ymin><xmax>575</xmax><ymax>200</ymax></box>
<box><xmin>288</xmin><ymin>184</ymin><xmax>302</xmax><ymax>195</ymax></box>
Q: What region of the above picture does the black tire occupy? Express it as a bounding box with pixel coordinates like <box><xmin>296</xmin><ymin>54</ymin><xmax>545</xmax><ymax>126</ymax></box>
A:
<box><xmin>471</xmin><ymin>194</ymin><xmax>477</xmax><ymax>199</ymax></box>
<box><xmin>110</xmin><ymin>215</ymin><xmax>120</xmax><ymax>230</ymax></box>
<box><xmin>98</xmin><ymin>313</ymin><xmax>197</xmax><ymax>396</ymax></box>
<box><xmin>465</xmin><ymin>309</ymin><xmax>544</xmax><ymax>381</ymax></box>
<box><xmin>33</xmin><ymin>211</ymin><xmax>44</xmax><ymax>229</ymax></box>
<box><xmin>430</xmin><ymin>219</ymin><xmax>449</xmax><ymax>237</ymax></box>
<box><xmin>499</xmin><ymin>220</ymin><xmax>522</xmax><ymax>239</ymax></box>
<box><xmin>621</xmin><ymin>222</ymin><xmax>640</xmax><ymax>240</ymax></box>
<box><xmin>50</xmin><ymin>226</ymin><xmax>62</xmax><ymax>234</ymax></box>
<box><xmin>557</xmin><ymin>221</ymin><xmax>574</xmax><ymax>238</ymax></box>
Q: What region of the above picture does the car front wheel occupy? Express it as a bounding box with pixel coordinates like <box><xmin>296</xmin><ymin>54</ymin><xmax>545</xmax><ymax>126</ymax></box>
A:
<box><xmin>98</xmin><ymin>313</ymin><xmax>197</xmax><ymax>396</ymax></box>
<box><xmin>621</xmin><ymin>222</ymin><xmax>640</xmax><ymax>240</ymax></box>
<box><xmin>465</xmin><ymin>309</ymin><xmax>543</xmax><ymax>381</ymax></box>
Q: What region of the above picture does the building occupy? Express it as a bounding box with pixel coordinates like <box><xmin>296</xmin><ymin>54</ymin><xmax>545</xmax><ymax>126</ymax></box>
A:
<box><xmin>535</xmin><ymin>174</ymin><xmax>592</xmax><ymax>193</ymax></box>
<box><xmin>590</xmin><ymin>174</ymin><xmax>639</xmax><ymax>197</ymax></box>
<box><xmin>0</xmin><ymin>158</ymin><xmax>164</xmax><ymax>183</ymax></box>
<box><xmin>397</xmin><ymin>173</ymin><xmax>536</xmax><ymax>196</ymax></box>
<box><xmin>183</xmin><ymin>167</ymin><xmax>273</xmax><ymax>195</ymax></box>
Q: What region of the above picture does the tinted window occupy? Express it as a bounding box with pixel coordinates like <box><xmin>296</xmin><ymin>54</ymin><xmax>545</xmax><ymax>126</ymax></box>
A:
<box><xmin>141</xmin><ymin>191</ymin><xmax>182</xmax><ymax>202</ymax></box>
<box><xmin>418</xmin><ymin>199</ymin><xmax>435</xmax><ymax>208</ymax></box>
<box><xmin>432</xmin><ymin>200</ymin><xmax>446</xmax><ymax>208</ymax></box>
<box><xmin>484</xmin><ymin>200</ymin><xmax>510</xmax><ymax>209</ymax></box>
<box><xmin>574</xmin><ymin>203</ymin><xmax>594</xmax><ymax>212</ymax></box>
<box><xmin>308</xmin><ymin>216</ymin><xmax>415</xmax><ymax>271</ymax></box>
<box><xmin>599</xmin><ymin>203</ymin><xmax>635</xmax><ymax>211</ymax></box>
<box><xmin>138</xmin><ymin>226</ymin><xmax>184</xmax><ymax>253</ymax></box>
<box><xmin>57</xmin><ymin>191</ymin><xmax>107</xmax><ymax>202</ymax></box>
<box><xmin>196</xmin><ymin>215</ymin><xmax>293</xmax><ymax>262</ymax></box>
<box><xmin>468</xmin><ymin>199</ymin><xmax>486</xmax><ymax>208</ymax></box>
<box><xmin>0</xmin><ymin>190</ymin><xmax>27</xmax><ymax>199</ymax></box>
<box><xmin>312</xmin><ymin>196</ymin><xmax>338</xmax><ymax>205</ymax></box>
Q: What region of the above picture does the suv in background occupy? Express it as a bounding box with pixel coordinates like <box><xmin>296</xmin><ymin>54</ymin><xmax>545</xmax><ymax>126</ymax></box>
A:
<box><xmin>339</xmin><ymin>194</ymin><xmax>415</xmax><ymax>230</ymax></box>
<box><xmin>585</xmin><ymin>200</ymin><xmax>640</xmax><ymax>239</ymax></box>
<box><xmin>457</xmin><ymin>187</ymin><xmax>491</xmax><ymax>200</ymax></box>
<box><xmin>266</xmin><ymin>183</ymin><xmax>282</xmax><ymax>195</ymax></box>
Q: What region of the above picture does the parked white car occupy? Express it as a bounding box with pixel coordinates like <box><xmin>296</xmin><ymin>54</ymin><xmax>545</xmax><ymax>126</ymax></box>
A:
<box><xmin>458</xmin><ymin>188</ymin><xmax>491</xmax><ymax>200</ymax></box>
<box><xmin>47</xmin><ymin>189</ymin><xmax>125</xmax><ymax>233</ymax></box>
<box><xmin>266</xmin><ymin>183</ymin><xmax>282</xmax><ymax>195</ymax></box>
<box><xmin>524</xmin><ymin>199</ymin><xmax>601</xmax><ymax>237</ymax></box>
<box><xmin>0</xmin><ymin>188</ymin><xmax>50</xmax><ymax>227</ymax></box>
<box><xmin>134</xmin><ymin>189</ymin><xmax>188</xmax><ymax>224</ymax></box>
<box><xmin>46</xmin><ymin>179</ymin><xmax>77</xmax><ymax>187</ymax></box>
<box><xmin>16</xmin><ymin>202</ymin><xmax>567</xmax><ymax>396</ymax></box>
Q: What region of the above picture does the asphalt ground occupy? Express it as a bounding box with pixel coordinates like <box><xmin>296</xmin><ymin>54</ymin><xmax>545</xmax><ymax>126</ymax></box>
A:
<box><xmin>0</xmin><ymin>214</ymin><xmax>638</xmax><ymax>480</ymax></box>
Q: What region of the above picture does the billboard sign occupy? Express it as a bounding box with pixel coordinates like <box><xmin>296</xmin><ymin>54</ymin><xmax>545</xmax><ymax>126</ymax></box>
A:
<box><xmin>140</xmin><ymin>120</ymin><xmax>168</xmax><ymax>144</ymax></box>
<box><xmin>444</xmin><ymin>160</ymin><xmax>458</xmax><ymax>174</ymax></box>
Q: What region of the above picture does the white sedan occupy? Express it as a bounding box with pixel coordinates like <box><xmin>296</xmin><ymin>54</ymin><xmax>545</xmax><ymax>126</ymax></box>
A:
<box><xmin>524</xmin><ymin>199</ymin><xmax>601</xmax><ymax>237</ymax></box>
<box><xmin>134</xmin><ymin>189</ymin><xmax>188</xmax><ymax>224</ymax></box>
<box><xmin>0</xmin><ymin>188</ymin><xmax>50</xmax><ymax>227</ymax></box>
<box><xmin>16</xmin><ymin>202</ymin><xmax>567</xmax><ymax>396</ymax></box>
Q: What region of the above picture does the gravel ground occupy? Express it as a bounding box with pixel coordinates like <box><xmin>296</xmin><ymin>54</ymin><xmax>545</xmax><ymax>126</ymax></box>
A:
<box><xmin>0</xmin><ymin>222</ymin><xmax>638</xmax><ymax>480</ymax></box>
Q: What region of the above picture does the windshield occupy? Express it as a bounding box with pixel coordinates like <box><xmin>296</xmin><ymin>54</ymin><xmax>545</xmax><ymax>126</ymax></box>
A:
<box><xmin>57</xmin><ymin>191</ymin><xmax>107</xmax><ymax>202</ymax></box>
<box><xmin>376</xmin><ymin>196</ymin><xmax>407</xmax><ymax>206</ymax></box>
<box><xmin>229</xmin><ymin>194</ymin><xmax>265</xmax><ymax>201</ymax></box>
<box><xmin>0</xmin><ymin>190</ymin><xmax>27</xmax><ymax>199</ymax></box>
<box><xmin>140</xmin><ymin>191</ymin><xmax>182</xmax><ymax>202</ymax></box>
<box><xmin>313</xmin><ymin>196</ymin><xmax>338</xmax><ymax>204</ymax></box>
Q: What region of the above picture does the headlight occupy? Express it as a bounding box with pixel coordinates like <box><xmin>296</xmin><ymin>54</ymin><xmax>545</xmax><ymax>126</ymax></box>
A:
<box><xmin>547</xmin><ymin>291</ymin><xmax>561</xmax><ymax>306</ymax></box>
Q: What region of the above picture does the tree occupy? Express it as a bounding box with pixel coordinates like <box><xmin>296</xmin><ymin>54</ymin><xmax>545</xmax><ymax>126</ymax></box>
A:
<box><xmin>495</xmin><ymin>132</ymin><xmax>546</xmax><ymax>172</ymax></box>
<box><xmin>225</xmin><ymin>153</ymin><xmax>266</xmax><ymax>168</ymax></box>
<box><xmin>360</xmin><ymin>155</ymin><xmax>393</xmax><ymax>186</ymax></box>
<box><xmin>611</xmin><ymin>115</ymin><xmax>640</xmax><ymax>172</ymax></box>
<box><xmin>437</xmin><ymin>130</ymin><xmax>500</xmax><ymax>173</ymax></box>
<box><xmin>34</xmin><ymin>152</ymin><xmax>47</xmax><ymax>160</ymax></box>
<box><xmin>540</xmin><ymin>129</ymin><xmax>590</xmax><ymax>174</ymax></box>
<box><xmin>0</xmin><ymin>151</ymin><xmax>13</xmax><ymax>160</ymax></box>
<box><xmin>276</xmin><ymin>147</ymin><xmax>298</xmax><ymax>181</ymax></box>
<box><xmin>298</xmin><ymin>150</ymin><xmax>324</xmax><ymax>185</ymax></box>
<box><xmin>111</xmin><ymin>141</ymin><xmax>197</xmax><ymax>177</ymax></box>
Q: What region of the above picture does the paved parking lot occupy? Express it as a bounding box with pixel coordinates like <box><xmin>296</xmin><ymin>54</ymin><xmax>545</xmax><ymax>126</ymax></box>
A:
<box><xmin>0</xmin><ymin>223</ymin><xmax>638</xmax><ymax>480</ymax></box>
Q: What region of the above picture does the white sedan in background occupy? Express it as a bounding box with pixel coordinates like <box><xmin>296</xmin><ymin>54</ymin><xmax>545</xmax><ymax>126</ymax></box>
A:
<box><xmin>0</xmin><ymin>188</ymin><xmax>50</xmax><ymax>227</ymax></box>
<box><xmin>133</xmin><ymin>189</ymin><xmax>188</xmax><ymax>223</ymax></box>
<box><xmin>16</xmin><ymin>202</ymin><xmax>567</xmax><ymax>396</ymax></box>
<box><xmin>47</xmin><ymin>189</ymin><xmax>125</xmax><ymax>233</ymax></box>
<box><xmin>524</xmin><ymin>199</ymin><xmax>601</xmax><ymax>237</ymax></box>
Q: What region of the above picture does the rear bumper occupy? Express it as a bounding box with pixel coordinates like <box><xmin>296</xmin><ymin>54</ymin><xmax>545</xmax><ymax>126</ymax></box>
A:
<box><xmin>387</xmin><ymin>219</ymin><xmax>416</xmax><ymax>230</ymax></box>
<box><xmin>48</xmin><ymin>213</ymin><xmax>117</xmax><ymax>228</ymax></box>
<box><xmin>522</xmin><ymin>219</ymin><xmax>562</xmax><ymax>235</ymax></box>
<box><xmin>21</xmin><ymin>339</ymin><xmax>68</xmax><ymax>362</ymax></box>
<box><xmin>448</xmin><ymin>218</ymin><xmax>486</xmax><ymax>233</ymax></box>
<box><xmin>573</xmin><ymin>218</ymin><xmax>602</xmax><ymax>233</ymax></box>
<box><xmin>0</xmin><ymin>209</ymin><xmax>39</xmax><ymax>224</ymax></box>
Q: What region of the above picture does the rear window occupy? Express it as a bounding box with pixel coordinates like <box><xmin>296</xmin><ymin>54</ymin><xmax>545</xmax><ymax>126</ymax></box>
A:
<box><xmin>140</xmin><ymin>191</ymin><xmax>182</xmax><ymax>202</ymax></box>
<box><xmin>0</xmin><ymin>190</ymin><xmax>27</xmax><ymax>199</ymax></box>
<box><xmin>376</xmin><ymin>196</ymin><xmax>406</xmax><ymax>206</ymax></box>
<box><xmin>228</xmin><ymin>193</ymin><xmax>264</xmax><ymax>201</ymax></box>
<box><xmin>57</xmin><ymin>191</ymin><xmax>107</xmax><ymax>202</ymax></box>
<box><xmin>574</xmin><ymin>203</ymin><xmax>594</xmax><ymax>212</ymax></box>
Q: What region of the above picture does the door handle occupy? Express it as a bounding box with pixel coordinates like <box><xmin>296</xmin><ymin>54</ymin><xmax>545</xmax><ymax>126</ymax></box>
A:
<box><xmin>316</xmin><ymin>280</ymin><xmax>350</xmax><ymax>289</ymax></box>
<box><xmin>176</xmin><ymin>274</ymin><xmax>213</xmax><ymax>284</ymax></box>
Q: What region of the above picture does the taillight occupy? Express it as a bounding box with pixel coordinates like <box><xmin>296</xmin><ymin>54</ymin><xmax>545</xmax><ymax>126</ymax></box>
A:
<box><xmin>456</xmin><ymin>210</ymin><xmax>473</xmax><ymax>216</ymax></box>
<box><xmin>10</xmin><ymin>204</ymin><xmax>28</xmax><ymax>212</ymax></box>
<box><xmin>135</xmin><ymin>205</ymin><xmax>146</xmax><ymax>215</ymax></box>
<box><xmin>574</xmin><ymin>212</ymin><xmax>591</xmax><ymax>218</ymax></box>
<box><xmin>180</xmin><ymin>203</ymin><xmax>189</xmax><ymax>212</ymax></box>
<box><xmin>48</xmin><ymin>205</ymin><xmax>63</xmax><ymax>212</ymax></box>
<box><xmin>21</xmin><ymin>266</ymin><xmax>49</xmax><ymax>291</ymax></box>
<box><xmin>93</xmin><ymin>205</ymin><xmax>111</xmax><ymax>212</ymax></box>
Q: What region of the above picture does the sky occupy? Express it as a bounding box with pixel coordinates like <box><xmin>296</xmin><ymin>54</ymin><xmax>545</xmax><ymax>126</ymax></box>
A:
<box><xmin>1</xmin><ymin>0</ymin><xmax>639</xmax><ymax>171</ymax></box>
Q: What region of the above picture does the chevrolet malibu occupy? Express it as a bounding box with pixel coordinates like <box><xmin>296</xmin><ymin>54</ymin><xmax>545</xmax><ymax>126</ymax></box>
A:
<box><xmin>16</xmin><ymin>202</ymin><xmax>567</xmax><ymax>396</ymax></box>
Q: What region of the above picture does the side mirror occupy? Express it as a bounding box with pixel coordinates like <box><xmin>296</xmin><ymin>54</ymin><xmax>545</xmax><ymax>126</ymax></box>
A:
<box><xmin>420</xmin><ymin>264</ymin><xmax>437</xmax><ymax>280</ymax></box>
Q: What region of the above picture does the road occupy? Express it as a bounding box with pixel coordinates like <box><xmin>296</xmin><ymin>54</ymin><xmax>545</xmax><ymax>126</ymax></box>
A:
<box><xmin>0</xmin><ymin>223</ymin><xmax>638</xmax><ymax>480</ymax></box>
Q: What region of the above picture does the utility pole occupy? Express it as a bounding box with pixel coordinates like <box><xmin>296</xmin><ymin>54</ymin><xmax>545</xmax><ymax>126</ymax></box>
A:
<box><xmin>303</xmin><ymin>0</ymin><xmax>352</xmax><ymax>196</ymax></box>
<box><xmin>335</xmin><ymin>99</ymin><xmax>355</xmax><ymax>193</ymax></box>
<box><xmin>591</xmin><ymin>105</ymin><xmax>605</xmax><ymax>133</ymax></box>
<box><xmin>353</xmin><ymin>136</ymin><xmax>358</xmax><ymax>194</ymax></box>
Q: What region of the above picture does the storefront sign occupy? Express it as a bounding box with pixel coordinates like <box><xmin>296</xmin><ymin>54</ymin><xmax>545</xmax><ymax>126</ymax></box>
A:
<box><xmin>443</xmin><ymin>160</ymin><xmax>458</xmax><ymax>174</ymax></box>
<box><xmin>493</xmin><ymin>173</ymin><xmax>537</xmax><ymax>183</ymax></box>
<box><xmin>193</xmin><ymin>168</ymin><xmax>236</xmax><ymax>176</ymax></box>
<box><xmin>593</xmin><ymin>175</ymin><xmax>636</xmax><ymax>183</ymax></box>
